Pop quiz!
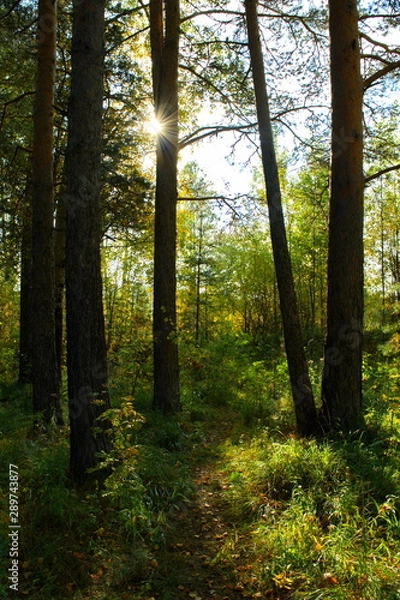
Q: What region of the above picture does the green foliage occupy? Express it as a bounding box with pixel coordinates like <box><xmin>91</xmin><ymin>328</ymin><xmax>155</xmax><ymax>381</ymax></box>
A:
<box><xmin>0</xmin><ymin>274</ymin><xmax>19</xmax><ymax>383</ymax></box>
<box><xmin>180</xmin><ymin>333</ymin><xmax>299</xmax><ymax>431</ymax></box>
<box><xmin>364</xmin><ymin>327</ymin><xmax>400</xmax><ymax>434</ymax></box>
<box><xmin>1</xmin><ymin>331</ymin><xmax>400</xmax><ymax>599</ymax></box>
<box><xmin>221</xmin><ymin>428</ymin><xmax>400</xmax><ymax>599</ymax></box>
<box><xmin>96</xmin><ymin>400</ymin><xmax>193</xmax><ymax>549</ymax></box>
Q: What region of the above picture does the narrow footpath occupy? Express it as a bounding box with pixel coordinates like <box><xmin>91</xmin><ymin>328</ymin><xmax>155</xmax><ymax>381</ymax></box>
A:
<box><xmin>140</xmin><ymin>423</ymin><xmax>263</xmax><ymax>600</ymax></box>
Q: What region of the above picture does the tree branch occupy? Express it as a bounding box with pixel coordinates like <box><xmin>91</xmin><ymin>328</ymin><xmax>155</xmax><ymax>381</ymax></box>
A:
<box><xmin>0</xmin><ymin>92</ymin><xmax>35</xmax><ymax>133</ymax></box>
<box><xmin>365</xmin><ymin>163</ymin><xmax>400</xmax><ymax>184</ymax></box>
<box><xmin>360</xmin><ymin>31</ymin><xmax>400</xmax><ymax>54</ymax></box>
<box><xmin>180</xmin><ymin>9</ymin><xmax>244</xmax><ymax>24</ymax></box>
<box><xmin>361</xmin><ymin>53</ymin><xmax>394</xmax><ymax>65</ymax></box>
<box><xmin>363</xmin><ymin>60</ymin><xmax>400</xmax><ymax>90</ymax></box>
<box><xmin>359</xmin><ymin>12</ymin><xmax>400</xmax><ymax>20</ymax></box>
<box><xmin>0</xmin><ymin>0</ymin><xmax>23</xmax><ymax>21</ymax></box>
<box><xmin>179</xmin><ymin>63</ymin><xmax>237</xmax><ymax>110</ymax></box>
<box><xmin>179</xmin><ymin>122</ymin><xmax>256</xmax><ymax>149</ymax></box>
<box><xmin>178</xmin><ymin>193</ymin><xmax>252</xmax><ymax>202</ymax></box>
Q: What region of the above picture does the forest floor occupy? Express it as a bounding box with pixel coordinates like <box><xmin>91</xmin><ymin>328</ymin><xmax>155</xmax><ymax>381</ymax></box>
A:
<box><xmin>2</xmin><ymin>355</ymin><xmax>399</xmax><ymax>600</ymax></box>
<box><xmin>80</xmin><ymin>413</ymin><xmax>266</xmax><ymax>600</ymax></box>
<box><xmin>137</xmin><ymin>421</ymin><xmax>260</xmax><ymax>600</ymax></box>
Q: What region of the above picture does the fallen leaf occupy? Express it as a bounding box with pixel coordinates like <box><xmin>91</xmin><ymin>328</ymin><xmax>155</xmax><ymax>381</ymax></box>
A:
<box><xmin>322</xmin><ymin>572</ymin><xmax>339</xmax><ymax>586</ymax></box>
<box><xmin>237</xmin><ymin>564</ymin><xmax>253</xmax><ymax>571</ymax></box>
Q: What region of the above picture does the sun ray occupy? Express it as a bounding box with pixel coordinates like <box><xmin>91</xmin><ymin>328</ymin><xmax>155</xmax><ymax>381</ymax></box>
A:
<box><xmin>146</xmin><ymin>116</ymin><xmax>164</xmax><ymax>136</ymax></box>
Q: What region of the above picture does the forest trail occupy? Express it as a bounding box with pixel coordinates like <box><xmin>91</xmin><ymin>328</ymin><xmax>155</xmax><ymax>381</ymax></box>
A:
<box><xmin>137</xmin><ymin>420</ymin><xmax>262</xmax><ymax>600</ymax></box>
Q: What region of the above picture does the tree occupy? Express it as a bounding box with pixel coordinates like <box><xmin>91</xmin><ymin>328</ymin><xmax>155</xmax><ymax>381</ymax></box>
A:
<box><xmin>18</xmin><ymin>181</ymin><xmax>33</xmax><ymax>384</ymax></box>
<box><xmin>31</xmin><ymin>0</ymin><xmax>61</xmax><ymax>425</ymax></box>
<box><xmin>150</xmin><ymin>0</ymin><xmax>181</xmax><ymax>413</ymax></box>
<box><xmin>364</xmin><ymin>113</ymin><xmax>400</xmax><ymax>316</ymax></box>
<box><xmin>321</xmin><ymin>0</ymin><xmax>364</xmax><ymax>432</ymax></box>
<box><xmin>0</xmin><ymin>2</ymin><xmax>35</xmax><ymax>385</ymax></box>
<box><xmin>244</xmin><ymin>0</ymin><xmax>318</xmax><ymax>436</ymax></box>
<box><xmin>65</xmin><ymin>0</ymin><xmax>111</xmax><ymax>484</ymax></box>
<box><xmin>286</xmin><ymin>153</ymin><xmax>329</xmax><ymax>337</ymax></box>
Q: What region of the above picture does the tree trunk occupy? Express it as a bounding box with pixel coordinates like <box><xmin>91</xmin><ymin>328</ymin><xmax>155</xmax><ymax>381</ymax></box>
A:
<box><xmin>244</xmin><ymin>0</ymin><xmax>318</xmax><ymax>436</ymax></box>
<box><xmin>54</xmin><ymin>192</ymin><xmax>66</xmax><ymax>383</ymax></box>
<box><xmin>31</xmin><ymin>0</ymin><xmax>61</xmax><ymax>424</ymax></box>
<box><xmin>18</xmin><ymin>191</ymin><xmax>33</xmax><ymax>385</ymax></box>
<box><xmin>65</xmin><ymin>0</ymin><xmax>111</xmax><ymax>485</ymax></box>
<box><xmin>195</xmin><ymin>213</ymin><xmax>204</xmax><ymax>344</ymax></box>
<box><xmin>150</xmin><ymin>0</ymin><xmax>181</xmax><ymax>413</ymax></box>
<box><xmin>321</xmin><ymin>0</ymin><xmax>364</xmax><ymax>432</ymax></box>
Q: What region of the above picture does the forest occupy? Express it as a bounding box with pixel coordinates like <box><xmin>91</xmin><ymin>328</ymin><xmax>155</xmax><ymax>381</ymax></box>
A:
<box><xmin>0</xmin><ymin>0</ymin><xmax>399</xmax><ymax>597</ymax></box>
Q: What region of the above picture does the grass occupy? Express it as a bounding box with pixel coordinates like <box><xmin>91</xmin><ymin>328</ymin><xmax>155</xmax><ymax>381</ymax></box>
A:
<box><xmin>0</xmin><ymin>387</ymin><xmax>195</xmax><ymax>599</ymax></box>
<box><xmin>219</xmin><ymin>430</ymin><xmax>400</xmax><ymax>599</ymax></box>
<box><xmin>0</xmin><ymin>328</ymin><xmax>399</xmax><ymax>598</ymax></box>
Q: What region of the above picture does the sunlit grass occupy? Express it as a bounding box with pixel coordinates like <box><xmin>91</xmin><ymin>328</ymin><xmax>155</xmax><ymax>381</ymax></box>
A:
<box><xmin>0</xmin><ymin>329</ymin><xmax>399</xmax><ymax>598</ymax></box>
<box><xmin>219</xmin><ymin>430</ymin><xmax>400</xmax><ymax>599</ymax></box>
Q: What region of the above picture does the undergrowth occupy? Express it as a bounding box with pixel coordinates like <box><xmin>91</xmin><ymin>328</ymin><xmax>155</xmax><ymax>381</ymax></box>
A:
<box><xmin>0</xmin><ymin>327</ymin><xmax>399</xmax><ymax>599</ymax></box>
<box><xmin>220</xmin><ymin>431</ymin><xmax>400</xmax><ymax>599</ymax></box>
<box><xmin>0</xmin><ymin>391</ymin><xmax>195</xmax><ymax>599</ymax></box>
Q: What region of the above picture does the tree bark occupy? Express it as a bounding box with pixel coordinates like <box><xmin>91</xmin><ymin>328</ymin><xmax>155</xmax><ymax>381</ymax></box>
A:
<box><xmin>18</xmin><ymin>190</ymin><xmax>33</xmax><ymax>385</ymax></box>
<box><xmin>150</xmin><ymin>0</ymin><xmax>181</xmax><ymax>413</ymax></box>
<box><xmin>31</xmin><ymin>0</ymin><xmax>61</xmax><ymax>424</ymax></box>
<box><xmin>321</xmin><ymin>0</ymin><xmax>364</xmax><ymax>432</ymax></box>
<box><xmin>65</xmin><ymin>0</ymin><xmax>111</xmax><ymax>484</ymax></box>
<box><xmin>244</xmin><ymin>0</ymin><xmax>318</xmax><ymax>436</ymax></box>
<box><xmin>54</xmin><ymin>191</ymin><xmax>66</xmax><ymax>383</ymax></box>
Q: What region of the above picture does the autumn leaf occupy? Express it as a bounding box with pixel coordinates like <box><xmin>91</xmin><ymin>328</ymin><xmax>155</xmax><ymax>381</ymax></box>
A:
<box><xmin>322</xmin><ymin>572</ymin><xmax>339</xmax><ymax>586</ymax></box>
<box><xmin>313</xmin><ymin>536</ymin><xmax>323</xmax><ymax>552</ymax></box>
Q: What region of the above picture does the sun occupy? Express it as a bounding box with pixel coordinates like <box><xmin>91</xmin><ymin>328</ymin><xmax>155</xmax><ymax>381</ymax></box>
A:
<box><xmin>146</xmin><ymin>116</ymin><xmax>163</xmax><ymax>136</ymax></box>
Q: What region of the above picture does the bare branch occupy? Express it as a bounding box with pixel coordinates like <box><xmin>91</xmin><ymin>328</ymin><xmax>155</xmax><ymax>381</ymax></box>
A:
<box><xmin>178</xmin><ymin>193</ymin><xmax>252</xmax><ymax>202</ymax></box>
<box><xmin>106</xmin><ymin>4</ymin><xmax>148</xmax><ymax>24</ymax></box>
<box><xmin>179</xmin><ymin>122</ymin><xmax>256</xmax><ymax>149</ymax></box>
<box><xmin>0</xmin><ymin>92</ymin><xmax>35</xmax><ymax>133</ymax></box>
<box><xmin>361</xmin><ymin>53</ymin><xmax>394</xmax><ymax>65</ymax></box>
<box><xmin>359</xmin><ymin>12</ymin><xmax>400</xmax><ymax>20</ymax></box>
<box><xmin>179</xmin><ymin>63</ymin><xmax>236</xmax><ymax>108</ymax></box>
<box><xmin>0</xmin><ymin>0</ymin><xmax>23</xmax><ymax>22</ymax></box>
<box><xmin>180</xmin><ymin>9</ymin><xmax>244</xmax><ymax>24</ymax></box>
<box><xmin>360</xmin><ymin>31</ymin><xmax>400</xmax><ymax>54</ymax></box>
<box><xmin>364</xmin><ymin>60</ymin><xmax>400</xmax><ymax>90</ymax></box>
<box><xmin>365</xmin><ymin>163</ymin><xmax>400</xmax><ymax>184</ymax></box>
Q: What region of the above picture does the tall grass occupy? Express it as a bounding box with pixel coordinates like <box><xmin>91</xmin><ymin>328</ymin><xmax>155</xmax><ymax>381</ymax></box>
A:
<box><xmin>220</xmin><ymin>430</ymin><xmax>400</xmax><ymax>599</ymax></box>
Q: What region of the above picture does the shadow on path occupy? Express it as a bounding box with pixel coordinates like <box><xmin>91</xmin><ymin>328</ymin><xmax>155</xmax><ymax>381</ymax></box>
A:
<box><xmin>140</xmin><ymin>423</ymin><xmax>261</xmax><ymax>600</ymax></box>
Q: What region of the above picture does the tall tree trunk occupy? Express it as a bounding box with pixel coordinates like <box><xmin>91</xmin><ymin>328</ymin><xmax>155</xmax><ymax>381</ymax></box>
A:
<box><xmin>321</xmin><ymin>0</ymin><xmax>364</xmax><ymax>432</ymax></box>
<box><xmin>65</xmin><ymin>0</ymin><xmax>111</xmax><ymax>485</ymax></box>
<box><xmin>18</xmin><ymin>190</ymin><xmax>32</xmax><ymax>385</ymax></box>
<box><xmin>150</xmin><ymin>0</ymin><xmax>181</xmax><ymax>413</ymax></box>
<box><xmin>31</xmin><ymin>0</ymin><xmax>61</xmax><ymax>424</ymax></box>
<box><xmin>195</xmin><ymin>213</ymin><xmax>204</xmax><ymax>344</ymax></box>
<box><xmin>54</xmin><ymin>192</ymin><xmax>66</xmax><ymax>382</ymax></box>
<box><xmin>244</xmin><ymin>0</ymin><xmax>318</xmax><ymax>436</ymax></box>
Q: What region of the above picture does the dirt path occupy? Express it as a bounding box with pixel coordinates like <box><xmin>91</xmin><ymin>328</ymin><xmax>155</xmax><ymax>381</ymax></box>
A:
<box><xmin>141</xmin><ymin>424</ymin><xmax>261</xmax><ymax>600</ymax></box>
